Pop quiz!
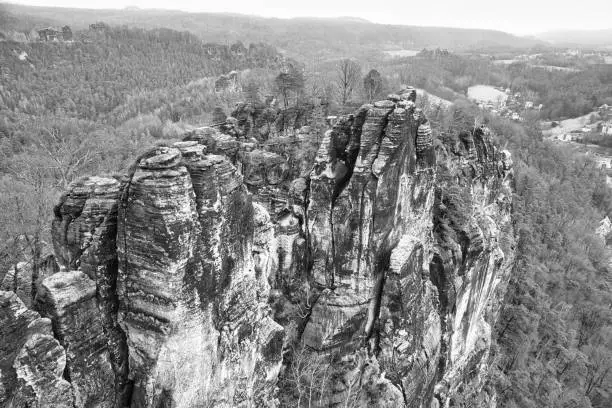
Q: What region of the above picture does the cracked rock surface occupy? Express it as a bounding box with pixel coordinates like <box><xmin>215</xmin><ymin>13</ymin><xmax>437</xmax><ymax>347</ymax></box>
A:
<box><xmin>1</xmin><ymin>93</ymin><xmax>513</xmax><ymax>407</ymax></box>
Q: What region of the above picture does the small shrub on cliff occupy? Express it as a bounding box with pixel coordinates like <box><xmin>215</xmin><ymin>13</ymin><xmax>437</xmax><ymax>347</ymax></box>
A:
<box><xmin>279</xmin><ymin>343</ymin><xmax>332</xmax><ymax>407</ymax></box>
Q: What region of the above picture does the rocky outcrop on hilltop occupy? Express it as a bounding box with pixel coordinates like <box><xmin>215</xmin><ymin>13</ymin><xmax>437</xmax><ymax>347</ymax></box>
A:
<box><xmin>1</xmin><ymin>90</ymin><xmax>513</xmax><ymax>407</ymax></box>
<box><xmin>219</xmin><ymin>98</ymin><xmax>328</xmax><ymax>142</ymax></box>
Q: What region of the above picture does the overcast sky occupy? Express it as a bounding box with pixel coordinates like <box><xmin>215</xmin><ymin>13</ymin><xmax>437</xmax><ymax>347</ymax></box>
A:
<box><xmin>8</xmin><ymin>0</ymin><xmax>612</xmax><ymax>35</ymax></box>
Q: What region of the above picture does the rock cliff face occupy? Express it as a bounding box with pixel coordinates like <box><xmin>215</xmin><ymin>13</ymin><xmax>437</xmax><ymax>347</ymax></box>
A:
<box><xmin>1</xmin><ymin>291</ymin><xmax>74</xmax><ymax>407</ymax></box>
<box><xmin>1</xmin><ymin>91</ymin><xmax>513</xmax><ymax>407</ymax></box>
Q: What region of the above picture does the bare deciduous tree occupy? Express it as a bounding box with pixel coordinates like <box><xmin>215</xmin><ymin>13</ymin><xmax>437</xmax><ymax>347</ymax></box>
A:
<box><xmin>336</xmin><ymin>59</ymin><xmax>361</xmax><ymax>105</ymax></box>
<box><xmin>0</xmin><ymin>166</ymin><xmax>57</xmax><ymax>301</ymax></box>
<box><xmin>284</xmin><ymin>343</ymin><xmax>332</xmax><ymax>407</ymax></box>
<box><xmin>363</xmin><ymin>69</ymin><xmax>383</xmax><ymax>103</ymax></box>
<box><xmin>32</xmin><ymin>126</ymin><xmax>95</xmax><ymax>189</ymax></box>
<box><xmin>275</xmin><ymin>66</ymin><xmax>305</xmax><ymax>108</ymax></box>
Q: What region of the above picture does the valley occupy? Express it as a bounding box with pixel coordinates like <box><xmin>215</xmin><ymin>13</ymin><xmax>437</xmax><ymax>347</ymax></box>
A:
<box><xmin>0</xmin><ymin>3</ymin><xmax>611</xmax><ymax>408</ymax></box>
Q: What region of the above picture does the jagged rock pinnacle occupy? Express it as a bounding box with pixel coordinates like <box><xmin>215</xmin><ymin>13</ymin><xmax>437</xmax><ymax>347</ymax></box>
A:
<box><xmin>2</xmin><ymin>91</ymin><xmax>513</xmax><ymax>407</ymax></box>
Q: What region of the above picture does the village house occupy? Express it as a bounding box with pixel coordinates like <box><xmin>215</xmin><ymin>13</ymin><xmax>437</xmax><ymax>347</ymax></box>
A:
<box><xmin>599</xmin><ymin>104</ymin><xmax>612</xmax><ymax>119</ymax></box>
<box><xmin>38</xmin><ymin>27</ymin><xmax>61</xmax><ymax>41</ymax></box>
<box><xmin>557</xmin><ymin>133</ymin><xmax>580</xmax><ymax>142</ymax></box>
<box><xmin>37</xmin><ymin>26</ymin><xmax>72</xmax><ymax>42</ymax></box>
<box><xmin>89</xmin><ymin>22</ymin><xmax>108</xmax><ymax>31</ymax></box>
<box><xmin>230</xmin><ymin>41</ymin><xmax>247</xmax><ymax>56</ymax></box>
<box><xmin>602</xmin><ymin>122</ymin><xmax>612</xmax><ymax>136</ymax></box>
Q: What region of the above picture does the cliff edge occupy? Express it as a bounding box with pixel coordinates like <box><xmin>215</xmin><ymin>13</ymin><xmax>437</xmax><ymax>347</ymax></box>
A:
<box><xmin>1</xmin><ymin>89</ymin><xmax>514</xmax><ymax>408</ymax></box>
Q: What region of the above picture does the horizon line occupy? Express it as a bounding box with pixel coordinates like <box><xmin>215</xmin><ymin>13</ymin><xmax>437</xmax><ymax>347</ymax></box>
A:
<box><xmin>3</xmin><ymin>1</ymin><xmax>612</xmax><ymax>37</ymax></box>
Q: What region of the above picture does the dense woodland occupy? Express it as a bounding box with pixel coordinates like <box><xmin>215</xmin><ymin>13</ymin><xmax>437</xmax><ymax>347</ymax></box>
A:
<box><xmin>0</xmin><ymin>24</ymin><xmax>286</xmax><ymax>276</ymax></box>
<box><xmin>504</xmin><ymin>63</ymin><xmax>612</xmax><ymax>119</ymax></box>
<box><xmin>413</xmin><ymin>98</ymin><xmax>612</xmax><ymax>406</ymax></box>
<box><xmin>1</xmin><ymin>3</ymin><xmax>542</xmax><ymax>60</ymax></box>
<box><xmin>378</xmin><ymin>51</ymin><xmax>612</xmax><ymax>120</ymax></box>
<box><xmin>474</xmin><ymin>111</ymin><xmax>611</xmax><ymax>407</ymax></box>
<box><xmin>1</xmin><ymin>14</ymin><xmax>611</xmax><ymax>408</ymax></box>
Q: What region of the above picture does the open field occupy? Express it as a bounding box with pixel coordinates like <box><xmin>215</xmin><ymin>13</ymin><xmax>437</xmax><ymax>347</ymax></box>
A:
<box><xmin>467</xmin><ymin>85</ymin><xmax>507</xmax><ymax>104</ymax></box>
<box><xmin>384</xmin><ymin>49</ymin><xmax>420</xmax><ymax>58</ymax></box>
<box><xmin>492</xmin><ymin>59</ymin><xmax>519</xmax><ymax>65</ymax></box>
<box><xmin>542</xmin><ymin>112</ymin><xmax>595</xmax><ymax>137</ymax></box>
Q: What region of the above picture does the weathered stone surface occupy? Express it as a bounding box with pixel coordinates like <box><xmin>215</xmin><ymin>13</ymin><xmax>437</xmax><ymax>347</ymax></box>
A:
<box><xmin>400</xmin><ymin>85</ymin><xmax>417</xmax><ymax>102</ymax></box>
<box><xmin>0</xmin><ymin>248</ymin><xmax>58</xmax><ymax>308</ymax></box>
<box><xmin>52</xmin><ymin>175</ymin><xmax>131</xmax><ymax>406</ymax></box>
<box><xmin>271</xmin><ymin>97</ymin><xmax>512</xmax><ymax>407</ymax></box>
<box><xmin>113</xmin><ymin>144</ymin><xmax>283</xmax><ymax>407</ymax></box>
<box><xmin>1</xmin><ymin>262</ymin><xmax>34</xmax><ymax>307</ymax></box>
<box><xmin>298</xmin><ymin>98</ymin><xmax>441</xmax><ymax>404</ymax></box>
<box><xmin>416</xmin><ymin>122</ymin><xmax>433</xmax><ymax>153</ymax></box>
<box><xmin>36</xmin><ymin>271</ymin><xmax>115</xmax><ymax>407</ymax></box>
<box><xmin>1</xmin><ymin>90</ymin><xmax>514</xmax><ymax>408</ymax></box>
<box><xmin>0</xmin><ymin>291</ymin><xmax>73</xmax><ymax>407</ymax></box>
<box><xmin>429</xmin><ymin>125</ymin><xmax>514</xmax><ymax>406</ymax></box>
<box><xmin>241</xmin><ymin>149</ymin><xmax>288</xmax><ymax>187</ymax></box>
<box><xmin>230</xmin><ymin>100</ymin><xmax>328</xmax><ymax>141</ymax></box>
<box><xmin>52</xmin><ymin>176</ymin><xmax>122</xmax><ymax>272</ymax></box>
<box><xmin>184</xmin><ymin>126</ymin><xmax>240</xmax><ymax>162</ymax></box>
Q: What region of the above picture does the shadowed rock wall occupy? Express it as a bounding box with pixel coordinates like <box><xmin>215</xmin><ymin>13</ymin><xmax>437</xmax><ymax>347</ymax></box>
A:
<box><xmin>0</xmin><ymin>91</ymin><xmax>513</xmax><ymax>408</ymax></box>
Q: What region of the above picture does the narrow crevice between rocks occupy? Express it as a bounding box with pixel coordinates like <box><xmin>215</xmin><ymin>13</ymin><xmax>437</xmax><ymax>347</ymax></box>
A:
<box><xmin>33</xmin><ymin>288</ymin><xmax>75</xmax><ymax>394</ymax></box>
<box><xmin>114</xmin><ymin>148</ymin><xmax>165</xmax><ymax>407</ymax></box>
<box><xmin>331</xmin><ymin>106</ymin><xmax>368</xmax><ymax>204</ymax></box>
<box><xmin>118</xmin><ymin>152</ymin><xmax>145</xmax><ymax>285</ymax></box>
<box><xmin>354</xmin><ymin>107</ymin><xmax>393</xmax><ymax>280</ymax></box>
<box><xmin>93</xmin><ymin>198</ymin><xmax>133</xmax><ymax>407</ymax></box>
<box><xmin>364</xmin><ymin>250</ymin><xmax>390</xmax><ymax>352</ymax></box>
<box><xmin>355</xmin><ymin>183</ymin><xmax>368</xmax><ymax>280</ymax></box>
<box><xmin>303</xmin><ymin>176</ymin><xmax>314</xmax><ymax>279</ymax></box>
<box><xmin>295</xmin><ymin>290</ymin><xmax>324</xmax><ymax>348</ymax></box>
<box><xmin>327</xmin><ymin>108</ymin><xmax>372</xmax><ymax>290</ymax></box>
<box><xmin>329</xmin><ymin>203</ymin><xmax>337</xmax><ymax>290</ymax></box>
<box><xmin>430</xmin><ymin>252</ymin><xmax>449</xmax><ymax>383</ymax></box>
<box><xmin>97</xmin><ymin>255</ymin><xmax>133</xmax><ymax>407</ymax></box>
<box><xmin>357</xmin><ymin>108</ymin><xmax>393</xmax><ymax>343</ymax></box>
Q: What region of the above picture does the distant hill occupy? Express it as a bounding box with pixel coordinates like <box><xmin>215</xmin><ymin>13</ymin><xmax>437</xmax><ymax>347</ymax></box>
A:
<box><xmin>537</xmin><ymin>29</ymin><xmax>612</xmax><ymax>48</ymax></box>
<box><xmin>0</xmin><ymin>24</ymin><xmax>285</xmax><ymax>124</ymax></box>
<box><xmin>1</xmin><ymin>3</ymin><xmax>544</xmax><ymax>59</ymax></box>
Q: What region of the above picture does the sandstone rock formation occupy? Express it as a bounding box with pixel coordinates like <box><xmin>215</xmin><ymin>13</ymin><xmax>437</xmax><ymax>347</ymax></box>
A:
<box><xmin>0</xmin><ymin>291</ymin><xmax>73</xmax><ymax>408</ymax></box>
<box><xmin>35</xmin><ymin>271</ymin><xmax>115</xmax><ymax>408</ymax></box>
<box><xmin>1</xmin><ymin>92</ymin><xmax>513</xmax><ymax>408</ymax></box>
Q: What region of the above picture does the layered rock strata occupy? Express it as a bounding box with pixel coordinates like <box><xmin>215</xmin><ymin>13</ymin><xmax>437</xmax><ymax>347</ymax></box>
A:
<box><xmin>1</xmin><ymin>90</ymin><xmax>513</xmax><ymax>408</ymax></box>
<box><xmin>0</xmin><ymin>291</ymin><xmax>73</xmax><ymax>408</ymax></box>
<box><xmin>115</xmin><ymin>143</ymin><xmax>283</xmax><ymax>407</ymax></box>
<box><xmin>35</xmin><ymin>271</ymin><xmax>115</xmax><ymax>407</ymax></box>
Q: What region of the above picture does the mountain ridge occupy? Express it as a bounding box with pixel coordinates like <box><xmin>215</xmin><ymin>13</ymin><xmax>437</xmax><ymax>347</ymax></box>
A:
<box><xmin>536</xmin><ymin>28</ymin><xmax>612</xmax><ymax>47</ymax></box>
<box><xmin>1</xmin><ymin>3</ymin><xmax>545</xmax><ymax>58</ymax></box>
